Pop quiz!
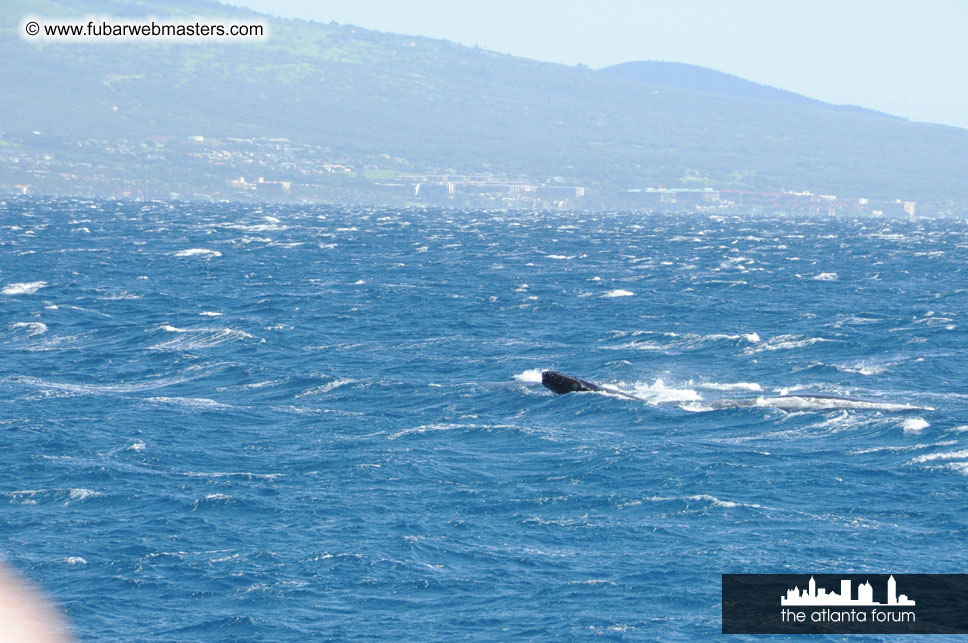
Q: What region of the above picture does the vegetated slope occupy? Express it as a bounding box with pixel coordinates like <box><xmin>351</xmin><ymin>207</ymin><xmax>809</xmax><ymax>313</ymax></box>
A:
<box><xmin>1</xmin><ymin>0</ymin><xmax>967</xmax><ymax>200</ymax></box>
<box><xmin>599</xmin><ymin>61</ymin><xmax>825</xmax><ymax>106</ymax></box>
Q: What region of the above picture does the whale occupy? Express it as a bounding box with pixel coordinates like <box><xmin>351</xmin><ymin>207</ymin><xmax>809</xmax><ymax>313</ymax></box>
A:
<box><xmin>540</xmin><ymin>370</ymin><xmax>926</xmax><ymax>411</ymax></box>
<box><xmin>541</xmin><ymin>370</ymin><xmax>643</xmax><ymax>400</ymax></box>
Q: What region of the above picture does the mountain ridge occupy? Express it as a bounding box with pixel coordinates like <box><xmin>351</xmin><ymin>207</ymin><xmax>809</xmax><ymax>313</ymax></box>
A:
<box><xmin>1</xmin><ymin>0</ymin><xmax>966</xmax><ymax>208</ymax></box>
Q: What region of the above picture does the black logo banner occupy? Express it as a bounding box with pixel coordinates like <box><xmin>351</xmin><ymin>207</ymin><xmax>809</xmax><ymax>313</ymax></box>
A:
<box><xmin>723</xmin><ymin>574</ymin><xmax>968</xmax><ymax>634</ymax></box>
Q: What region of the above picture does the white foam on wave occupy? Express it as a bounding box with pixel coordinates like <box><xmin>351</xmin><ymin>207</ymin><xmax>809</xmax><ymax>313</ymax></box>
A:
<box><xmin>907</xmin><ymin>448</ymin><xmax>968</xmax><ymax>464</ymax></box>
<box><xmin>513</xmin><ymin>368</ymin><xmax>544</xmax><ymax>383</ymax></box>
<box><xmin>387</xmin><ymin>423</ymin><xmax>532</xmax><ymax>440</ymax></box>
<box><xmin>568</xmin><ymin>579</ymin><xmax>616</xmax><ymax>586</ymax></box>
<box><xmin>199</xmin><ymin>311</ymin><xmax>223</xmax><ymax>317</ymax></box>
<box><xmin>607</xmin><ymin>330</ymin><xmax>759</xmax><ymax>353</ymax></box>
<box><xmin>63</xmin><ymin>557</ymin><xmax>87</xmax><ymax>565</ymax></box>
<box><xmin>936</xmin><ymin>462</ymin><xmax>968</xmax><ymax>477</ymax></box>
<box><xmin>829</xmin><ymin>361</ymin><xmax>890</xmax><ymax>376</ymax></box>
<box><xmin>602</xmin><ymin>289</ymin><xmax>634</xmax><ymax>298</ymax></box>
<box><xmin>812</xmin><ymin>272</ymin><xmax>839</xmax><ymax>281</ymax></box>
<box><xmin>151</xmin><ymin>326</ymin><xmax>254</xmax><ymax>350</ymax></box>
<box><xmin>173</xmin><ymin>248</ymin><xmax>221</xmax><ymax>258</ymax></box>
<box><xmin>603</xmin><ymin>339</ymin><xmax>667</xmax><ymax>351</ymax></box>
<box><xmin>2</xmin><ymin>281</ymin><xmax>47</xmax><ymax>295</ymax></box>
<box><xmin>756</xmin><ymin>396</ymin><xmax>922</xmax><ymax>412</ymax></box>
<box><xmin>10</xmin><ymin>321</ymin><xmax>48</xmax><ymax>336</ymax></box>
<box><xmin>296</xmin><ymin>378</ymin><xmax>355</xmax><ymax>397</ymax></box>
<box><xmin>645</xmin><ymin>494</ymin><xmax>764</xmax><ymax>510</ymax></box>
<box><xmin>182</xmin><ymin>471</ymin><xmax>282</xmax><ymax>480</ymax></box>
<box><xmin>693</xmin><ymin>380</ymin><xmax>762</xmax><ymax>392</ymax></box>
<box><xmin>830</xmin><ymin>315</ymin><xmax>881</xmax><ymax>328</ymax></box>
<box><xmin>744</xmin><ymin>334</ymin><xmax>832</xmax><ymax>354</ymax></box>
<box><xmin>687</xmin><ymin>494</ymin><xmax>739</xmax><ymax>508</ymax></box>
<box><xmin>144</xmin><ymin>396</ymin><xmax>230</xmax><ymax>409</ymax></box>
<box><xmin>127</xmin><ymin>440</ymin><xmax>146</xmax><ymax>452</ymax></box>
<box><xmin>850</xmin><ymin>441</ymin><xmax>956</xmax><ymax>455</ymax></box>
<box><xmin>6</xmin><ymin>373</ymin><xmax>196</xmax><ymax>395</ymax></box>
<box><xmin>222</xmin><ymin>222</ymin><xmax>288</xmax><ymax>233</ymax></box>
<box><xmin>68</xmin><ymin>488</ymin><xmax>101</xmax><ymax>501</ymax></box>
<box><xmin>630</xmin><ymin>379</ymin><xmax>701</xmax><ymax>404</ymax></box>
<box><xmin>902</xmin><ymin>417</ymin><xmax>930</xmax><ymax>433</ymax></box>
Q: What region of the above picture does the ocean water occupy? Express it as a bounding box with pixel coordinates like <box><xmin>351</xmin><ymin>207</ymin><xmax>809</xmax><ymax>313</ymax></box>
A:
<box><xmin>2</xmin><ymin>198</ymin><xmax>967</xmax><ymax>640</ymax></box>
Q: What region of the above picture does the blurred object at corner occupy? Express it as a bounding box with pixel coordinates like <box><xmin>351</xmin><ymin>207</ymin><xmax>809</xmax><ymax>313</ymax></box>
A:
<box><xmin>0</xmin><ymin>561</ymin><xmax>73</xmax><ymax>642</ymax></box>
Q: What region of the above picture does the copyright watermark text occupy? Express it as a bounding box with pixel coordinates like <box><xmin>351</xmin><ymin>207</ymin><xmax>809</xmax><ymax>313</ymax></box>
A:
<box><xmin>20</xmin><ymin>15</ymin><xmax>269</xmax><ymax>43</ymax></box>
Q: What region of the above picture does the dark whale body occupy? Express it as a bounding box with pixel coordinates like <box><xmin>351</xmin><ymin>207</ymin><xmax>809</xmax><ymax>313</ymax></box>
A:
<box><xmin>541</xmin><ymin>370</ymin><xmax>642</xmax><ymax>400</ymax></box>
<box><xmin>541</xmin><ymin>370</ymin><xmax>604</xmax><ymax>394</ymax></box>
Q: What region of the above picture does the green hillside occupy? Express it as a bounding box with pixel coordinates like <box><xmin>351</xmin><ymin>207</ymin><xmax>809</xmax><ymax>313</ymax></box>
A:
<box><xmin>2</xmin><ymin>0</ymin><xmax>967</xmax><ymax>204</ymax></box>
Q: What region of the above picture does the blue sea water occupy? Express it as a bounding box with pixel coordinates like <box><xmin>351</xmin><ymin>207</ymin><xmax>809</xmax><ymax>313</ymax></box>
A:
<box><xmin>2</xmin><ymin>197</ymin><xmax>967</xmax><ymax>640</ymax></box>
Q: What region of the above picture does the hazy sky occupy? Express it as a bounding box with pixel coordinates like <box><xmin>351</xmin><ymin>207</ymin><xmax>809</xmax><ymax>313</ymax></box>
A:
<box><xmin>228</xmin><ymin>0</ymin><xmax>968</xmax><ymax>130</ymax></box>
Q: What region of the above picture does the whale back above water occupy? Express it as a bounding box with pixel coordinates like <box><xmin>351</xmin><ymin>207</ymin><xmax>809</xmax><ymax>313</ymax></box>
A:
<box><xmin>541</xmin><ymin>370</ymin><xmax>604</xmax><ymax>394</ymax></box>
<box><xmin>540</xmin><ymin>370</ymin><xmax>926</xmax><ymax>411</ymax></box>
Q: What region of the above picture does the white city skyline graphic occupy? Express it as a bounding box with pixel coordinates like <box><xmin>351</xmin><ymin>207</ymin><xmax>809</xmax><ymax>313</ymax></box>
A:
<box><xmin>781</xmin><ymin>576</ymin><xmax>915</xmax><ymax>607</ymax></box>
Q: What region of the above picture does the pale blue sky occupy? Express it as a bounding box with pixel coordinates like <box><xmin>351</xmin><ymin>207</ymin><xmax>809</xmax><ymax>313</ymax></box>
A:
<box><xmin>228</xmin><ymin>0</ymin><xmax>968</xmax><ymax>130</ymax></box>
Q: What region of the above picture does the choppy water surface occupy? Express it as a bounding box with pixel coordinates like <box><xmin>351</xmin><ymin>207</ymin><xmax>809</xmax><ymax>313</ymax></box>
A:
<box><xmin>2</xmin><ymin>198</ymin><xmax>967</xmax><ymax>640</ymax></box>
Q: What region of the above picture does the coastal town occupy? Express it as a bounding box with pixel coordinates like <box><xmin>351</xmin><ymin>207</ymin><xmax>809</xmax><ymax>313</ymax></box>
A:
<box><xmin>0</xmin><ymin>132</ymin><xmax>933</xmax><ymax>215</ymax></box>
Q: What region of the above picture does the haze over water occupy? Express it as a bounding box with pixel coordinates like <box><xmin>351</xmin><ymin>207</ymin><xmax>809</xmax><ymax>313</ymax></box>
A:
<box><xmin>2</xmin><ymin>198</ymin><xmax>967</xmax><ymax>639</ymax></box>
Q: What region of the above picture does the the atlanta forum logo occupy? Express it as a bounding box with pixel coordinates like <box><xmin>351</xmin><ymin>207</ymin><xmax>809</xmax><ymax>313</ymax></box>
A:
<box><xmin>723</xmin><ymin>573</ymin><xmax>968</xmax><ymax>633</ymax></box>
<box><xmin>780</xmin><ymin>575</ymin><xmax>915</xmax><ymax>624</ymax></box>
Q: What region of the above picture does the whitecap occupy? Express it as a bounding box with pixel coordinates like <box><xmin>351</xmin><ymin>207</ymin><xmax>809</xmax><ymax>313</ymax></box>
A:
<box><xmin>647</xmin><ymin>494</ymin><xmax>764</xmax><ymax>509</ymax></box>
<box><xmin>687</xmin><ymin>494</ymin><xmax>739</xmax><ymax>508</ymax></box>
<box><xmin>513</xmin><ymin>368</ymin><xmax>544</xmax><ymax>383</ymax></box>
<box><xmin>812</xmin><ymin>272</ymin><xmax>839</xmax><ymax>281</ymax></box>
<box><xmin>6</xmin><ymin>373</ymin><xmax>195</xmax><ymax>395</ymax></box>
<box><xmin>69</xmin><ymin>488</ymin><xmax>101</xmax><ymax>501</ymax></box>
<box><xmin>744</xmin><ymin>334</ymin><xmax>832</xmax><ymax>354</ymax></box>
<box><xmin>756</xmin><ymin>396</ymin><xmax>922</xmax><ymax>412</ymax></box>
<box><xmin>694</xmin><ymin>381</ymin><xmax>762</xmax><ymax>391</ymax></box>
<box><xmin>144</xmin><ymin>396</ymin><xmax>230</xmax><ymax>409</ymax></box>
<box><xmin>829</xmin><ymin>362</ymin><xmax>889</xmax><ymax>376</ymax></box>
<box><xmin>907</xmin><ymin>448</ymin><xmax>968</xmax><ymax>464</ymax></box>
<box><xmin>10</xmin><ymin>321</ymin><xmax>48</xmax><ymax>336</ymax></box>
<box><xmin>602</xmin><ymin>289</ymin><xmax>634</xmax><ymax>298</ymax></box>
<box><xmin>150</xmin><ymin>327</ymin><xmax>254</xmax><ymax>350</ymax></box>
<box><xmin>567</xmin><ymin>579</ymin><xmax>616</xmax><ymax>586</ymax></box>
<box><xmin>630</xmin><ymin>379</ymin><xmax>701</xmax><ymax>404</ymax></box>
<box><xmin>296</xmin><ymin>378</ymin><xmax>355</xmax><ymax>397</ymax></box>
<box><xmin>902</xmin><ymin>417</ymin><xmax>930</xmax><ymax>433</ymax></box>
<box><xmin>173</xmin><ymin>248</ymin><xmax>221</xmax><ymax>258</ymax></box>
<box><xmin>2</xmin><ymin>281</ymin><xmax>47</xmax><ymax>295</ymax></box>
<box><xmin>387</xmin><ymin>423</ymin><xmax>529</xmax><ymax>440</ymax></box>
<box><xmin>182</xmin><ymin>471</ymin><xmax>282</xmax><ymax>480</ymax></box>
<box><xmin>850</xmin><ymin>441</ymin><xmax>955</xmax><ymax>455</ymax></box>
